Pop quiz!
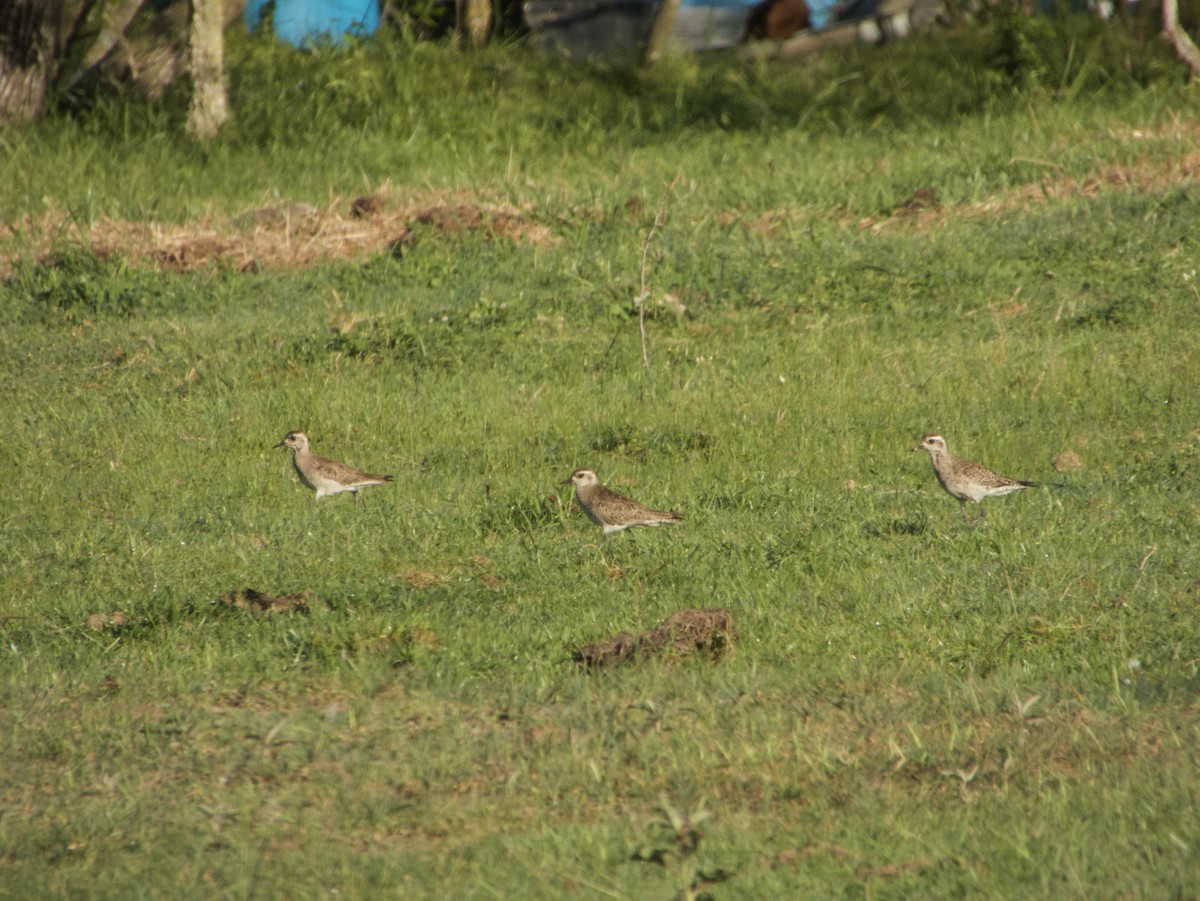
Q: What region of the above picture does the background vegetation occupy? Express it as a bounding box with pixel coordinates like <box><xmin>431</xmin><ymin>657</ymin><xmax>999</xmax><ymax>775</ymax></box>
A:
<box><xmin>2</xmin><ymin>16</ymin><xmax>1198</xmax><ymax>898</ymax></box>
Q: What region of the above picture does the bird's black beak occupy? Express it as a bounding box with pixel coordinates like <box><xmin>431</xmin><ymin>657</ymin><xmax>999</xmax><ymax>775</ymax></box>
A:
<box><xmin>274</xmin><ymin>440</ymin><xmax>286</xmax><ymax>449</ymax></box>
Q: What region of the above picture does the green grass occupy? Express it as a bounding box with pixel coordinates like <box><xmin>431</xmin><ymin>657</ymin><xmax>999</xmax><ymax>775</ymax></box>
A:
<box><xmin>2</xmin><ymin>18</ymin><xmax>1200</xmax><ymax>899</ymax></box>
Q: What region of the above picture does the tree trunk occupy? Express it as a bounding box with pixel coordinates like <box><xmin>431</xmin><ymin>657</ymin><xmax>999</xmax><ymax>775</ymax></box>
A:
<box><xmin>462</xmin><ymin>0</ymin><xmax>492</xmax><ymax>47</ymax></box>
<box><xmin>0</xmin><ymin>1</ymin><xmax>60</xmax><ymax>123</ymax></box>
<box><xmin>644</xmin><ymin>0</ymin><xmax>683</xmax><ymax>63</ymax></box>
<box><xmin>1112</xmin><ymin>0</ymin><xmax>1132</xmax><ymax>30</ymax></box>
<box><xmin>1163</xmin><ymin>0</ymin><xmax>1200</xmax><ymax>75</ymax></box>
<box><xmin>187</xmin><ymin>0</ymin><xmax>226</xmax><ymax>140</ymax></box>
<box><xmin>75</xmin><ymin>0</ymin><xmax>145</xmax><ymax>78</ymax></box>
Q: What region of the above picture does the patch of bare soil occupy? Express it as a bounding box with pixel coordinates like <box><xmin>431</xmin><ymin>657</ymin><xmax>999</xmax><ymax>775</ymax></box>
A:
<box><xmin>220</xmin><ymin>587</ymin><xmax>311</xmax><ymax>613</ymax></box>
<box><xmin>85</xmin><ymin>610</ymin><xmax>132</xmax><ymax>632</ymax></box>
<box><xmin>401</xmin><ymin>569</ymin><xmax>452</xmax><ymax>589</ymax></box>
<box><xmin>573</xmin><ymin>608</ymin><xmax>735</xmax><ymax>668</ymax></box>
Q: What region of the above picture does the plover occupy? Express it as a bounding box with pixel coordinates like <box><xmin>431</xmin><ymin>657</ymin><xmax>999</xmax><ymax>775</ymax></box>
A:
<box><xmin>274</xmin><ymin>431</ymin><xmax>392</xmax><ymax>503</ymax></box>
<box><xmin>563</xmin><ymin>468</ymin><xmax>682</xmax><ymax>534</ymax></box>
<box><xmin>913</xmin><ymin>433</ymin><xmax>1038</xmax><ymax>521</ymax></box>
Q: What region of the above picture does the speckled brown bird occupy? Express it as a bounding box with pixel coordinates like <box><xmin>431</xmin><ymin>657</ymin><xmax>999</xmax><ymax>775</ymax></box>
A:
<box><xmin>563</xmin><ymin>468</ymin><xmax>682</xmax><ymax>534</ymax></box>
<box><xmin>274</xmin><ymin>431</ymin><xmax>392</xmax><ymax>504</ymax></box>
<box><xmin>913</xmin><ymin>433</ymin><xmax>1038</xmax><ymax>521</ymax></box>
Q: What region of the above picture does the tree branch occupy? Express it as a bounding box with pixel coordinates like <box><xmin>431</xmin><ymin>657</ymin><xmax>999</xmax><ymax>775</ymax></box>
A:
<box><xmin>1163</xmin><ymin>0</ymin><xmax>1200</xmax><ymax>76</ymax></box>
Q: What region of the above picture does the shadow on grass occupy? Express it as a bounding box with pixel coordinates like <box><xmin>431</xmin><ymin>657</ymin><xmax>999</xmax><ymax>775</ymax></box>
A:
<box><xmin>860</xmin><ymin>517</ymin><xmax>929</xmax><ymax>539</ymax></box>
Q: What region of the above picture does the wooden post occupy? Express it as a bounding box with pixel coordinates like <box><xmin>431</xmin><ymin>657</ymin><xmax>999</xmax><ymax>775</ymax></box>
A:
<box><xmin>644</xmin><ymin>0</ymin><xmax>683</xmax><ymax>64</ymax></box>
<box><xmin>463</xmin><ymin>0</ymin><xmax>492</xmax><ymax>47</ymax></box>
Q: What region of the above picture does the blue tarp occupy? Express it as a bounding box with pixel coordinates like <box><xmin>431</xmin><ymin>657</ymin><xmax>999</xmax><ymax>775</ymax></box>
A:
<box><xmin>682</xmin><ymin>0</ymin><xmax>837</xmax><ymax>27</ymax></box>
<box><xmin>244</xmin><ymin>0</ymin><xmax>380</xmax><ymax>47</ymax></box>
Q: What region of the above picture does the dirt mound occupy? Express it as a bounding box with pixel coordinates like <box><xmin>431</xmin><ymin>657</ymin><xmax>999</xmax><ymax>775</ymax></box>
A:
<box><xmin>220</xmin><ymin>588</ymin><xmax>311</xmax><ymax>613</ymax></box>
<box><xmin>573</xmin><ymin>608</ymin><xmax>735</xmax><ymax>668</ymax></box>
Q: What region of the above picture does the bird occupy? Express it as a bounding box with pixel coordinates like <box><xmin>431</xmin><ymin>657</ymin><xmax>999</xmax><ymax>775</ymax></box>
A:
<box><xmin>274</xmin><ymin>431</ymin><xmax>392</xmax><ymax>504</ymax></box>
<box><xmin>562</xmin><ymin>468</ymin><xmax>682</xmax><ymax>534</ymax></box>
<box><xmin>912</xmin><ymin>433</ymin><xmax>1038</xmax><ymax>521</ymax></box>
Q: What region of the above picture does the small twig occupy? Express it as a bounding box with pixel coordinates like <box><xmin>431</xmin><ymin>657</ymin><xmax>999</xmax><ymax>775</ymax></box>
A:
<box><xmin>637</xmin><ymin>175</ymin><xmax>680</xmax><ymax>369</ymax></box>
<box><xmin>1138</xmin><ymin>546</ymin><xmax>1157</xmax><ymax>571</ymax></box>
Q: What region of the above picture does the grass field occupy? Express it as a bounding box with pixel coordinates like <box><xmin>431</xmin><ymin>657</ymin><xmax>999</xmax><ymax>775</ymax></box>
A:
<box><xmin>2</xmin><ymin>18</ymin><xmax>1199</xmax><ymax>899</ymax></box>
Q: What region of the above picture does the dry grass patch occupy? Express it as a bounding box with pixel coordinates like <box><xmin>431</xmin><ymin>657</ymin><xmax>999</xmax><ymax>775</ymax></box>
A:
<box><xmin>4</xmin><ymin>134</ymin><xmax>1198</xmax><ymax>278</ymax></box>
<box><xmin>1</xmin><ymin>190</ymin><xmax>555</xmax><ymax>276</ymax></box>
<box><xmin>862</xmin><ymin>144</ymin><xmax>1200</xmax><ymax>233</ymax></box>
